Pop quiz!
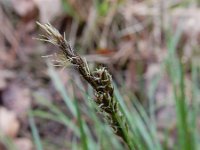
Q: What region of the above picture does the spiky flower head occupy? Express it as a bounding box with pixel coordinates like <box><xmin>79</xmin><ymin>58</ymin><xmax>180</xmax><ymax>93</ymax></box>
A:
<box><xmin>37</xmin><ymin>22</ymin><xmax>129</xmax><ymax>148</ymax></box>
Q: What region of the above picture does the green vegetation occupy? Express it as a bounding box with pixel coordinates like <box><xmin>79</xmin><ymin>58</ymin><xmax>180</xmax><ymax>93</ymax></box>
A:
<box><xmin>0</xmin><ymin>0</ymin><xmax>199</xmax><ymax>150</ymax></box>
<box><xmin>32</xmin><ymin>22</ymin><xmax>200</xmax><ymax>150</ymax></box>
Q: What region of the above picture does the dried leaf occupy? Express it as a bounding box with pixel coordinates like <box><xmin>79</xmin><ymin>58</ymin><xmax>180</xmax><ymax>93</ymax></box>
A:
<box><xmin>11</xmin><ymin>0</ymin><xmax>36</xmax><ymax>17</ymax></box>
<box><xmin>0</xmin><ymin>107</ymin><xmax>20</xmax><ymax>138</ymax></box>
<box><xmin>14</xmin><ymin>138</ymin><xmax>33</xmax><ymax>150</ymax></box>
<box><xmin>33</xmin><ymin>0</ymin><xmax>62</xmax><ymax>23</ymax></box>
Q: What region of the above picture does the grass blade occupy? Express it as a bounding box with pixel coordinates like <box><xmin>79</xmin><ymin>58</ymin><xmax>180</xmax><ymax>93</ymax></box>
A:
<box><xmin>74</xmin><ymin>99</ymin><xmax>88</xmax><ymax>150</ymax></box>
<box><xmin>48</xmin><ymin>62</ymin><xmax>76</xmax><ymax>116</ymax></box>
<box><xmin>29</xmin><ymin>112</ymin><xmax>43</xmax><ymax>150</ymax></box>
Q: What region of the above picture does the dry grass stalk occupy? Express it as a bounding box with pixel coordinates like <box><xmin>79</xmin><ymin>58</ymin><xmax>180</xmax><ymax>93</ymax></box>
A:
<box><xmin>36</xmin><ymin>22</ymin><xmax>129</xmax><ymax>147</ymax></box>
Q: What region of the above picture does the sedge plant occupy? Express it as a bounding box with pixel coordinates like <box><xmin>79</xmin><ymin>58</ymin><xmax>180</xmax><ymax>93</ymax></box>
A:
<box><xmin>35</xmin><ymin>22</ymin><xmax>200</xmax><ymax>150</ymax></box>
<box><xmin>36</xmin><ymin>22</ymin><xmax>131</xmax><ymax>149</ymax></box>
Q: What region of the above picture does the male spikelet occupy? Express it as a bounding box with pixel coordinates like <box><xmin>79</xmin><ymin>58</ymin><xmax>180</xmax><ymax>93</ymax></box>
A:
<box><xmin>36</xmin><ymin>22</ymin><xmax>129</xmax><ymax>147</ymax></box>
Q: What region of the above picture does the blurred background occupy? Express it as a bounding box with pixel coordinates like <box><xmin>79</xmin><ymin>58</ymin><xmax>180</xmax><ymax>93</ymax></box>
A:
<box><xmin>0</xmin><ymin>0</ymin><xmax>199</xmax><ymax>150</ymax></box>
